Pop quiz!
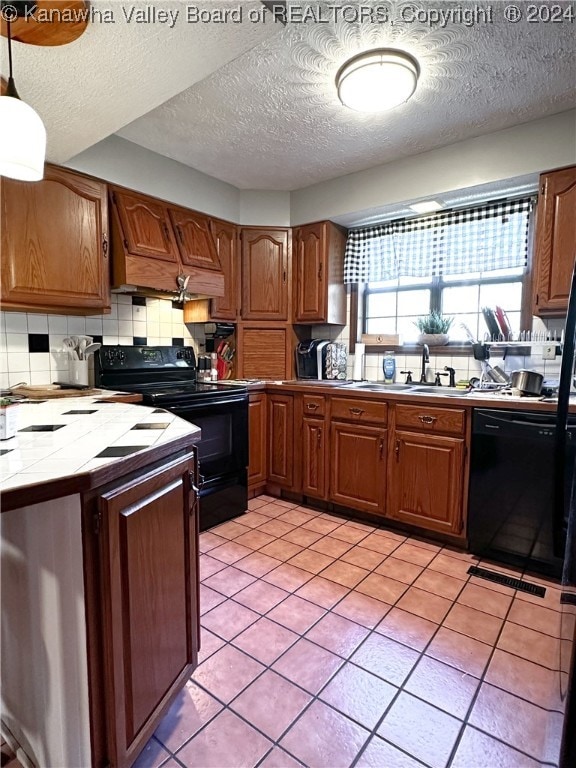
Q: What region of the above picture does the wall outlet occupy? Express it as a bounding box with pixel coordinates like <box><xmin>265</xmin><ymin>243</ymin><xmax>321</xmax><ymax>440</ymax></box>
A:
<box><xmin>542</xmin><ymin>344</ymin><xmax>557</xmax><ymax>360</ymax></box>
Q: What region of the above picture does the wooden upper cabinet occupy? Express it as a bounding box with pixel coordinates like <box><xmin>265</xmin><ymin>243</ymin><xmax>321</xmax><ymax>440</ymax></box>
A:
<box><xmin>533</xmin><ymin>165</ymin><xmax>576</xmax><ymax>316</ymax></box>
<box><xmin>169</xmin><ymin>208</ymin><xmax>221</xmax><ymax>271</ymax></box>
<box><xmin>241</xmin><ymin>228</ymin><xmax>290</xmax><ymax>320</ymax></box>
<box><xmin>293</xmin><ymin>221</ymin><xmax>346</xmax><ymax>325</ymax></box>
<box><xmin>210</xmin><ymin>218</ymin><xmax>238</xmax><ymax>320</ymax></box>
<box><xmin>111</xmin><ymin>188</ymin><xmax>179</xmax><ymax>263</ymax></box>
<box><xmin>110</xmin><ymin>187</ymin><xmax>224</xmax><ymax>297</ymax></box>
<box><xmin>1</xmin><ymin>165</ymin><xmax>110</xmax><ymax>314</ymax></box>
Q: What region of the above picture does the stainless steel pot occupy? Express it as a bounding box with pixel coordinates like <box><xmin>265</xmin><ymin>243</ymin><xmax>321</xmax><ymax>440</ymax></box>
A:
<box><xmin>510</xmin><ymin>369</ymin><xmax>544</xmax><ymax>395</ymax></box>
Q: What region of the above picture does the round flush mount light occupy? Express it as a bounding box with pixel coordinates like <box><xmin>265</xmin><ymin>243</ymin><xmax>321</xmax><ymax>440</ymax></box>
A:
<box><xmin>336</xmin><ymin>49</ymin><xmax>420</xmax><ymax>113</ymax></box>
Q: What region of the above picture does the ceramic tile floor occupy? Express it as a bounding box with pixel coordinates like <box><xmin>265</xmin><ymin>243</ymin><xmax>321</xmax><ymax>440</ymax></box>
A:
<box><xmin>139</xmin><ymin>497</ymin><xmax>569</xmax><ymax>768</ymax></box>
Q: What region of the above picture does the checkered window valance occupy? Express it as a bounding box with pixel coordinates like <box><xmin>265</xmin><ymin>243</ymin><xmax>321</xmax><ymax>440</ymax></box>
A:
<box><xmin>343</xmin><ymin>197</ymin><xmax>535</xmax><ymax>284</ymax></box>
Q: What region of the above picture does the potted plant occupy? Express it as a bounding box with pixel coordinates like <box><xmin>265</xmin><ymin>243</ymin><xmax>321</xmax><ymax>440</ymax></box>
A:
<box><xmin>414</xmin><ymin>312</ymin><xmax>454</xmax><ymax>346</ymax></box>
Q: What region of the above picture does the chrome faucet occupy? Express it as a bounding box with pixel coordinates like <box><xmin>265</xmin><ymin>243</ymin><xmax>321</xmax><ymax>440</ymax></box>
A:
<box><xmin>420</xmin><ymin>343</ymin><xmax>429</xmax><ymax>383</ymax></box>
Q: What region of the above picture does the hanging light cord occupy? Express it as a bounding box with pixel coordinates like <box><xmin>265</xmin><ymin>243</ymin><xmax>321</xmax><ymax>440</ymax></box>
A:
<box><xmin>5</xmin><ymin>16</ymin><xmax>20</xmax><ymax>98</ymax></box>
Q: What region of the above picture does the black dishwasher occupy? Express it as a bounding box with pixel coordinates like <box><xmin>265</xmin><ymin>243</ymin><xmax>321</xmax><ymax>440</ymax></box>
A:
<box><xmin>468</xmin><ymin>408</ymin><xmax>576</xmax><ymax>578</ymax></box>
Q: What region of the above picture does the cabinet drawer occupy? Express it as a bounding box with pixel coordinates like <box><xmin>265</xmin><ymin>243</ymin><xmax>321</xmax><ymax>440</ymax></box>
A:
<box><xmin>395</xmin><ymin>403</ymin><xmax>465</xmax><ymax>436</ymax></box>
<box><xmin>302</xmin><ymin>394</ymin><xmax>325</xmax><ymax>417</ymax></box>
<box><xmin>331</xmin><ymin>397</ymin><xmax>388</xmax><ymax>425</ymax></box>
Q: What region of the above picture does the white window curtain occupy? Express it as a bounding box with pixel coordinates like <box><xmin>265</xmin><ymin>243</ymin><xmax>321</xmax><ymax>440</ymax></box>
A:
<box><xmin>343</xmin><ymin>197</ymin><xmax>535</xmax><ymax>283</ymax></box>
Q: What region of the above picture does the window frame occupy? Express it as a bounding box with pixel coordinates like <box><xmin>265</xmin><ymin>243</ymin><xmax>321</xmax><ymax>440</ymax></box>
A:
<box><xmin>363</xmin><ymin>270</ymin><xmax>529</xmax><ymax>341</ymax></box>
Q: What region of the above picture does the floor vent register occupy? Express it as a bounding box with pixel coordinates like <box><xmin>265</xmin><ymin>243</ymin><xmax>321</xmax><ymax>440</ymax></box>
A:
<box><xmin>467</xmin><ymin>566</ymin><xmax>546</xmax><ymax>597</ymax></box>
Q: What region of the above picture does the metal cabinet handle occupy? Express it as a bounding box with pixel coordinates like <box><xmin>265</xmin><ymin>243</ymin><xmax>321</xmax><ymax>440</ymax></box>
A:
<box><xmin>395</xmin><ymin>439</ymin><xmax>400</xmax><ymax>461</ymax></box>
<box><xmin>162</xmin><ymin>222</ymin><xmax>171</xmax><ymax>240</ymax></box>
<box><xmin>102</xmin><ymin>233</ymin><xmax>108</xmax><ymax>257</ymax></box>
<box><xmin>349</xmin><ymin>407</ymin><xmax>364</xmax><ymax>416</ymax></box>
<box><xmin>318</xmin><ymin>262</ymin><xmax>323</xmax><ymax>280</ymax></box>
<box><xmin>379</xmin><ymin>438</ymin><xmax>385</xmax><ymax>459</ymax></box>
<box><xmin>176</xmin><ymin>225</ymin><xmax>184</xmax><ymax>243</ymax></box>
<box><xmin>317</xmin><ymin>428</ymin><xmax>322</xmax><ymax>447</ymax></box>
<box><xmin>306</xmin><ymin>402</ymin><xmax>319</xmax><ymax>410</ymax></box>
<box><xmin>419</xmin><ymin>415</ymin><xmax>437</xmax><ymax>424</ymax></box>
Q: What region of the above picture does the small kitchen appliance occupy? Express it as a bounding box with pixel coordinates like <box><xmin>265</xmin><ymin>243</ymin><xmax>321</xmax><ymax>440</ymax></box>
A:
<box><xmin>295</xmin><ymin>339</ymin><xmax>348</xmax><ymax>380</ymax></box>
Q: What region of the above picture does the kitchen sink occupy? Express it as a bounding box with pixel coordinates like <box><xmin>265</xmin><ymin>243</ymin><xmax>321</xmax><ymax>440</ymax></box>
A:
<box><xmin>344</xmin><ymin>382</ymin><xmax>415</xmax><ymax>391</ymax></box>
<box><xmin>410</xmin><ymin>386</ymin><xmax>467</xmax><ymax>398</ymax></box>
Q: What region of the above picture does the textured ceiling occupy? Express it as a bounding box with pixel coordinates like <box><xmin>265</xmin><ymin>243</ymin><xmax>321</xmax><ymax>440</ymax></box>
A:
<box><xmin>0</xmin><ymin>1</ymin><xmax>281</xmax><ymax>162</ymax></box>
<box><xmin>4</xmin><ymin>1</ymin><xmax>574</xmax><ymax>189</ymax></box>
<box><xmin>117</xmin><ymin>0</ymin><xmax>576</xmax><ymax>189</ymax></box>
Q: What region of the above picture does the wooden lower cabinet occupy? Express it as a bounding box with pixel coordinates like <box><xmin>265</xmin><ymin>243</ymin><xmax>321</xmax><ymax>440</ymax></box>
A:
<box><xmin>86</xmin><ymin>452</ymin><xmax>200</xmax><ymax>768</ymax></box>
<box><xmin>329</xmin><ymin>422</ymin><xmax>387</xmax><ymax>515</ymax></box>
<box><xmin>268</xmin><ymin>394</ymin><xmax>294</xmax><ymax>488</ymax></box>
<box><xmin>248</xmin><ymin>393</ymin><xmax>267</xmax><ymax>493</ymax></box>
<box><xmin>302</xmin><ymin>416</ymin><xmax>327</xmax><ymax>498</ymax></box>
<box><xmin>387</xmin><ymin>430</ymin><xmax>465</xmax><ymax>535</ymax></box>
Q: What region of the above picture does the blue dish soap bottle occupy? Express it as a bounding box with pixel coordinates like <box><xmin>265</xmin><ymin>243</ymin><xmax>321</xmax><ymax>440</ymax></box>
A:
<box><xmin>383</xmin><ymin>351</ymin><xmax>396</xmax><ymax>384</ymax></box>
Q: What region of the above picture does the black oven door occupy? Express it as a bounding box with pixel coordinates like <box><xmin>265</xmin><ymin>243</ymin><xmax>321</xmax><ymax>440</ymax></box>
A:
<box><xmin>171</xmin><ymin>395</ymin><xmax>248</xmax><ymax>480</ymax></box>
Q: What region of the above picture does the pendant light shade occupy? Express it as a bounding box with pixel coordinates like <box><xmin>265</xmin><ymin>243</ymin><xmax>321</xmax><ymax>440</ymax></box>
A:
<box><xmin>336</xmin><ymin>49</ymin><xmax>420</xmax><ymax>113</ymax></box>
<box><xmin>0</xmin><ymin>94</ymin><xmax>46</xmax><ymax>180</ymax></box>
<box><xmin>0</xmin><ymin>10</ymin><xmax>46</xmax><ymax>181</ymax></box>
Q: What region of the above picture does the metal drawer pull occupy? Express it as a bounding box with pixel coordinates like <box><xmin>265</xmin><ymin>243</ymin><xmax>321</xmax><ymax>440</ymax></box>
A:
<box><xmin>419</xmin><ymin>415</ymin><xmax>437</xmax><ymax>424</ymax></box>
<box><xmin>306</xmin><ymin>403</ymin><xmax>319</xmax><ymax>410</ymax></box>
<box><xmin>349</xmin><ymin>407</ymin><xmax>364</xmax><ymax>415</ymax></box>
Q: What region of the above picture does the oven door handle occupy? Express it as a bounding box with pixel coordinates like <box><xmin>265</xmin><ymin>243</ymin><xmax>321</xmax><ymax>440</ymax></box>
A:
<box><xmin>175</xmin><ymin>395</ymin><xmax>248</xmax><ymax>411</ymax></box>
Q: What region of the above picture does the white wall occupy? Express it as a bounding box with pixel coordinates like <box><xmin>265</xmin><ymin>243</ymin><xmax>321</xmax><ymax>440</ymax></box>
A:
<box><xmin>66</xmin><ymin>135</ymin><xmax>241</xmax><ymax>222</ymax></box>
<box><xmin>290</xmin><ymin>110</ymin><xmax>576</xmax><ymax>225</ymax></box>
<box><xmin>239</xmin><ymin>190</ymin><xmax>291</xmax><ymax>226</ymax></box>
<box><xmin>1</xmin><ymin>496</ymin><xmax>91</xmax><ymax>768</ymax></box>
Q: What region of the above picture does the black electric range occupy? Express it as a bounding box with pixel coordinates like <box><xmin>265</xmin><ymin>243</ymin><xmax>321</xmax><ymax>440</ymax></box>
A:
<box><xmin>95</xmin><ymin>346</ymin><xmax>248</xmax><ymax>530</ymax></box>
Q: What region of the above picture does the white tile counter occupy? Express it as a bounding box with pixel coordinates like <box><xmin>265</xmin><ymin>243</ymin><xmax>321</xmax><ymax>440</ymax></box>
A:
<box><xmin>0</xmin><ymin>394</ymin><xmax>201</xmax><ymax>506</ymax></box>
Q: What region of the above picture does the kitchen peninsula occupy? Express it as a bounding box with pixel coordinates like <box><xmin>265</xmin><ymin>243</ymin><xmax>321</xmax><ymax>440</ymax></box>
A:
<box><xmin>0</xmin><ymin>396</ymin><xmax>202</xmax><ymax>768</ymax></box>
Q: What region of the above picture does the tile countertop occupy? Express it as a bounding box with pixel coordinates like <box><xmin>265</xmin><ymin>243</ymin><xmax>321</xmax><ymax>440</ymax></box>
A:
<box><xmin>0</xmin><ymin>394</ymin><xmax>201</xmax><ymax>511</ymax></box>
<box><xmin>265</xmin><ymin>380</ymin><xmax>573</xmax><ymax>413</ymax></box>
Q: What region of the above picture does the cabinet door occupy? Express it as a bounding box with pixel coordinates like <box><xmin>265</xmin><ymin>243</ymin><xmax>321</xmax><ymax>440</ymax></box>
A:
<box><xmin>294</xmin><ymin>223</ymin><xmax>326</xmax><ymax>323</ymax></box>
<box><xmin>241</xmin><ymin>228</ymin><xmax>289</xmax><ymax>320</ymax></box>
<box><xmin>97</xmin><ymin>454</ymin><xmax>199</xmax><ymax>768</ymax></box>
<box><xmin>302</xmin><ymin>416</ymin><xmax>326</xmax><ymax>499</ymax></box>
<box><xmin>249</xmin><ymin>393</ymin><xmax>267</xmax><ymax>489</ymax></box>
<box><xmin>330</xmin><ymin>422</ymin><xmax>387</xmax><ymax>514</ymax></box>
<box><xmin>170</xmin><ymin>208</ymin><xmax>221</xmax><ymax>271</ymax></box>
<box><xmin>237</xmin><ymin>325</ymin><xmax>293</xmax><ymax>380</ymax></box>
<box><xmin>1</xmin><ymin>166</ymin><xmax>110</xmax><ymax>313</ymax></box>
<box><xmin>210</xmin><ymin>219</ymin><xmax>238</xmax><ymax>320</ymax></box>
<box><xmin>533</xmin><ymin>165</ymin><xmax>576</xmax><ymax>316</ymax></box>
<box><xmin>268</xmin><ymin>394</ymin><xmax>294</xmax><ymax>488</ymax></box>
<box><xmin>112</xmin><ymin>188</ymin><xmax>179</xmax><ymax>263</ymax></box>
<box><xmin>388</xmin><ymin>430</ymin><xmax>464</xmax><ymax>535</ymax></box>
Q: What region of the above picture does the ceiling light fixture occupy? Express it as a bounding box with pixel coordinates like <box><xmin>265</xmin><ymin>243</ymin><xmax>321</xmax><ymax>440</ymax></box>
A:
<box><xmin>336</xmin><ymin>48</ymin><xmax>420</xmax><ymax>113</ymax></box>
<box><xmin>409</xmin><ymin>200</ymin><xmax>444</xmax><ymax>214</ymax></box>
<box><xmin>0</xmin><ymin>2</ymin><xmax>46</xmax><ymax>181</ymax></box>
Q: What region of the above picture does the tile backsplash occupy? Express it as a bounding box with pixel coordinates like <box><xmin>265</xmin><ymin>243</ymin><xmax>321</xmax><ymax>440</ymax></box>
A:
<box><xmin>0</xmin><ymin>295</ymin><xmax>206</xmax><ymax>389</ymax></box>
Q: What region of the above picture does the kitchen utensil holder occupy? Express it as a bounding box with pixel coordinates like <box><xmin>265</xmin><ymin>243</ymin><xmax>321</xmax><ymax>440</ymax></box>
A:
<box><xmin>68</xmin><ymin>360</ymin><xmax>89</xmax><ymax>387</ymax></box>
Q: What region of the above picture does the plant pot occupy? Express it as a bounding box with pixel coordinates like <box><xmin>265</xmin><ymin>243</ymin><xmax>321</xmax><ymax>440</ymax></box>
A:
<box><xmin>417</xmin><ymin>333</ymin><xmax>449</xmax><ymax>346</ymax></box>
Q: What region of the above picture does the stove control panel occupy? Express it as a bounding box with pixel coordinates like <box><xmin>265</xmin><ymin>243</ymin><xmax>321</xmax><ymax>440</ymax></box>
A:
<box><xmin>98</xmin><ymin>345</ymin><xmax>196</xmax><ymax>371</ymax></box>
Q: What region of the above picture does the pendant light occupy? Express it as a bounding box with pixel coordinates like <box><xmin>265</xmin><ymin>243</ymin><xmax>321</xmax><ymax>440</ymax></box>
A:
<box><xmin>336</xmin><ymin>49</ymin><xmax>420</xmax><ymax>113</ymax></box>
<box><xmin>0</xmin><ymin>8</ymin><xmax>46</xmax><ymax>181</ymax></box>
